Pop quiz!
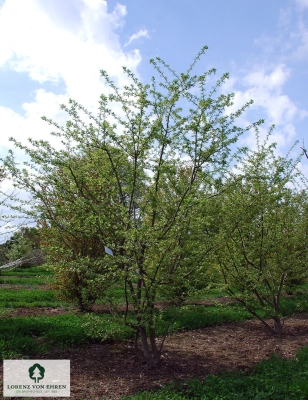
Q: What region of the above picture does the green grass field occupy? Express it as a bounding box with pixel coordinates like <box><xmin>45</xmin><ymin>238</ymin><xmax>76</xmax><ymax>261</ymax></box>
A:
<box><xmin>0</xmin><ymin>276</ymin><xmax>52</xmax><ymax>285</ymax></box>
<box><xmin>0</xmin><ymin>266</ymin><xmax>53</xmax><ymax>277</ymax></box>
<box><xmin>0</xmin><ymin>288</ymin><xmax>65</xmax><ymax>308</ymax></box>
<box><xmin>1</xmin><ymin>265</ymin><xmax>308</xmax><ymax>399</ymax></box>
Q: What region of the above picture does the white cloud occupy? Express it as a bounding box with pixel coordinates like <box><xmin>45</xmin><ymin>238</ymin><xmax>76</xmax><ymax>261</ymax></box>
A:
<box><xmin>0</xmin><ymin>0</ymin><xmax>143</xmax><ymax>153</ymax></box>
<box><xmin>125</xmin><ymin>29</ymin><xmax>149</xmax><ymax>46</ymax></box>
<box><xmin>0</xmin><ymin>90</ymin><xmax>68</xmax><ymax>150</ymax></box>
<box><xmin>253</xmin><ymin>1</ymin><xmax>308</xmax><ymax>62</ymax></box>
<box><xmin>294</xmin><ymin>0</ymin><xmax>308</xmax><ymax>9</ymax></box>
<box><xmin>293</xmin><ymin>19</ymin><xmax>308</xmax><ymax>59</ymax></box>
<box><xmin>0</xmin><ymin>0</ymin><xmax>142</xmax><ymax>233</ymax></box>
<box><xmin>242</xmin><ymin>64</ymin><xmax>290</xmax><ymax>91</ymax></box>
<box><xmin>0</xmin><ymin>0</ymin><xmax>137</xmax><ymax>85</ymax></box>
<box><xmin>227</xmin><ymin>65</ymin><xmax>298</xmax><ymax>124</ymax></box>
<box><xmin>223</xmin><ymin>64</ymin><xmax>308</xmax><ymax>152</ymax></box>
<box><xmin>82</xmin><ymin>0</ymin><xmax>106</xmax><ymax>10</ymax></box>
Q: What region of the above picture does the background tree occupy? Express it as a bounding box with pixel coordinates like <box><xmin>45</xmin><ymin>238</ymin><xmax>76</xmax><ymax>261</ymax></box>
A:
<box><xmin>209</xmin><ymin>129</ymin><xmax>308</xmax><ymax>334</ymax></box>
<box><xmin>37</xmin><ymin>147</ymin><xmax>129</xmax><ymax>311</ymax></box>
<box><xmin>0</xmin><ymin>167</ymin><xmax>13</xmax><ymax>268</ymax></box>
<box><xmin>0</xmin><ymin>226</ymin><xmax>45</xmax><ymax>271</ymax></box>
<box><xmin>3</xmin><ymin>47</ymin><xmax>261</xmax><ymax>366</ymax></box>
<box><xmin>5</xmin><ymin>231</ymin><xmax>33</xmax><ymax>262</ymax></box>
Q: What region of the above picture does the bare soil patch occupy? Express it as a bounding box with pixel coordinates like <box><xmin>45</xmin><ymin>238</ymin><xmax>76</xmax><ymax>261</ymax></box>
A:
<box><xmin>0</xmin><ymin>284</ymin><xmax>51</xmax><ymax>290</ymax></box>
<box><xmin>3</xmin><ymin>297</ymin><xmax>237</xmax><ymax>318</ymax></box>
<box><xmin>0</xmin><ymin>306</ymin><xmax>73</xmax><ymax>318</ymax></box>
<box><xmin>1</xmin><ymin>313</ymin><xmax>308</xmax><ymax>399</ymax></box>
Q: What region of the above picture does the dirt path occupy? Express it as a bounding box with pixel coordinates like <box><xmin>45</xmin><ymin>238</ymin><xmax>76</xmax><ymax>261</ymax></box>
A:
<box><xmin>1</xmin><ymin>313</ymin><xmax>308</xmax><ymax>399</ymax></box>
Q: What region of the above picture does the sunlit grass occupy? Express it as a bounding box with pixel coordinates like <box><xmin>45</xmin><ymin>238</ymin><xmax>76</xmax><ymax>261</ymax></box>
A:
<box><xmin>0</xmin><ymin>266</ymin><xmax>53</xmax><ymax>277</ymax></box>
<box><xmin>0</xmin><ymin>289</ymin><xmax>65</xmax><ymax>308</ymax></box>
<box><xmin>0</xmin><ymin>276</ymin><xmax>53</xmax><ymax>286</ymax></box>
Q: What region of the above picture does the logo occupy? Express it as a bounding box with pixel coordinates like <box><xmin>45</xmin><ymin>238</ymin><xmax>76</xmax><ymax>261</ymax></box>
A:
<box><xmin>3</xmin><ymin>360</ymin><xmax>70</xmax><ymax>397</ymax></box>
<box><xmin>29</xmin><ymin>363</ymin><xmax>45</xmax><ymax>383</ymax></box>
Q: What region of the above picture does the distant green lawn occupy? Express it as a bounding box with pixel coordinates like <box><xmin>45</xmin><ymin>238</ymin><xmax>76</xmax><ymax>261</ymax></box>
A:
<box><xmin>0</xmin><ymin>288</ymin><xmax>64</xmax><ymax>308</ymax></box>
<box><xmin>0</xmin><ymin>276</ymin><xmax>53</xmax><ymax>286</ymax></box>
<box><xmin>1</xmin><ymin>266</ymin><xmax>52</xmax><ymax>274</ymax></box>
<box><xmin>0</xmin><ymin>265</ymin><xmax>54</xmax><ymax>289</ymax></box>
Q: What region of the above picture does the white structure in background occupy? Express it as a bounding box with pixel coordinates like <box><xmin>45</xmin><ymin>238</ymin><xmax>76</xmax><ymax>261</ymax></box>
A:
<box><xmin>0</xmin><ymin>249</ymin><xmax>45</xmax><ymax>271</ymax></box>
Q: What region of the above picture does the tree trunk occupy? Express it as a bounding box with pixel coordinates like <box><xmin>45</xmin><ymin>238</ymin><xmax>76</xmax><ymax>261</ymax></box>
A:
<box><xmin>140</xmin><ymin>328</ymin><xmax>158</xmax><ymax>368</ymax></box>
<box><xmin>273</xmin><ymin>316</ymin><xmax>283</xmax><ymax>334</ymax></box>
<box><xmin>134</xmin><ymin>330</ymin><xmax>139</xmax><ymax>352</ymax></box>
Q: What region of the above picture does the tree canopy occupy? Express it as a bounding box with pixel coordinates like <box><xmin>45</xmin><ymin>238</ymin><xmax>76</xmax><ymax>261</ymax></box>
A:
<box><xmin>208</xmin><ymin>129</ymin><xmax>308</xmax><ymax>334</ymax></box>
<box><xmin>4</xmin><ymin>47</ymin><xmax>294</xmax><ymax>367</ymax></box>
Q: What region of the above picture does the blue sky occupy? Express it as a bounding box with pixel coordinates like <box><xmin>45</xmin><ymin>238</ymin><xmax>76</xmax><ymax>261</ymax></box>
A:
<box><xmin>0</xmin><ymin>0</ymin><xmax>308</xmax><ymax>172</ymax></box>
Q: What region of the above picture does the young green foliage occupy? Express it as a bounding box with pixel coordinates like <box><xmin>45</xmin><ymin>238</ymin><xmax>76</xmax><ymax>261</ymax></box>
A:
<box><xmin>3</xmin><ymin>47</ymin><xmax>259</xmax><ymax>366</ymax></box>
<box><xmin>209</xmin><ymin>128</ymin><xmax>308</xmax><ymax>334</ymax></box>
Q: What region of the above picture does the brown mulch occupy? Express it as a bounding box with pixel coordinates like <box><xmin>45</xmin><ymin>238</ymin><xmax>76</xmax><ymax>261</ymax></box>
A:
<box><xmin>2</xmin><ymin>297</ymin><xmax>238</xmax><ymax>318</ymax></box>
<box><xmin>2</xmin><ymin>314</ymin><xmax>308</xmax><ymax>400</ymax></box>
<box><xmin>0</xmin><ymin>283</ymin><xmax>51</xmax><ymax>290</ymax></box>
<box><xmin>0</xmin><ymin>306</ymin><xmax>73</xmax><ymax>318</ymax></box>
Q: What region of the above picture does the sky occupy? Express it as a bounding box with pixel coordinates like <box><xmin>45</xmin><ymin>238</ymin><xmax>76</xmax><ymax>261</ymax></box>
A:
<box><xmin>0</xmin><ymin>0</ymin><xmax>308</xmax><ymax>222</ymax></box>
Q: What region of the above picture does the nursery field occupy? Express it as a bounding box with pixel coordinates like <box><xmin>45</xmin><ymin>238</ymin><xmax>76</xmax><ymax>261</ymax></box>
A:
<box><xmin>1</xmin><ymin>266</ymin><xmax>308</xmax><ymax>399</ymax></box>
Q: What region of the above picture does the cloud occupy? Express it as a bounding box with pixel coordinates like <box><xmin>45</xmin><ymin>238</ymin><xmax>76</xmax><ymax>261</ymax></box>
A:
<box><xmin>125</xmin><ymin>29</ymin><xmax>149</xmax><ymax>46</ymax></box>
<box><xmin>0</xmin><ymin>90</ymin><xmax>69</xmax><ymax>150</ymax></box>
<box><xmin>0</xmin><ymin>0</ymin><xmax>143</xmax><ymax>235</ymax></box>
<box><xmin>227</xmin><ymin>65</ymin><xmax>297</xmax><ymax>124</ymax></box>
<box><xmin>294</xmin><ymin>0</ymin><xmax>308</xmax><ymax>9</ymax></box>
<box><xmin>0</xmin><ymin>0</ymin><xmax>144</xmax><ymax>153</ymax></box>
<box><xmin>286</xmin><ymin>2</ymin><xmax>308</xmax><ymax>60</ymax></box>
<box><xmin>82</xmin><ymin>0</ymin><xmax>106</xmax><ymax>9</ymax></box>
<box><xmin>293</xmin><ymin>20</ymin><xmax>308</xmax><ymax>59</ymax></box>
<box><xmin>223</xmin><ymin>64</ymin><xmax>308</xmax><ymax>151</ymax></box>
<box><xmin>253</xmin><ymin>1</ymin><xmax>308</xmax><ymax>63</ymax></box>
<box><xmin>242</xmin><ymin>65</ymin><xmax>290</xmax><ymax>90</ymax></box>
<box><xmin>0</xmin><ymin>0</ymin><xmax>137</xmax><ymax>84</ymax></box>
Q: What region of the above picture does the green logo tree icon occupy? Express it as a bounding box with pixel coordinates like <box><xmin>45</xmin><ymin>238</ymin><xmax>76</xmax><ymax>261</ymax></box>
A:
<box><xmin>29</xmin><ymin>363</ymin><xmax>45</xmax><ymax>383</ymax></box>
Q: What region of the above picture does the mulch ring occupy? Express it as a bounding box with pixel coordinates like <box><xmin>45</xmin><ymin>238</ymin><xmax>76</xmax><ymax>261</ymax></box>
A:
<box><xmin>1</xmin><ymin>313</ymin><xmax>308</xmax><ymax>400</ymax></box>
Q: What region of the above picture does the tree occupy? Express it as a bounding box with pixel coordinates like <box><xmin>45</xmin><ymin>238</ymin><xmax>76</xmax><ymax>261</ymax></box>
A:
<box><xmin>0</xmin><ymin>167</ymin><xmax>11</xmax><ymax>269</ymax></box>
<box><xmin>3</xmin><ymin>47</ymin><xmax>261</xmax><ymax>366</ymax></box>
<box><xmin>5</xmin><ymin>231</ymin><xmax>34</xmax><ymax>262</ymax></box>
<box><xmin>37</xmin><ymin>148</ymin><xmax>128</xmax><ymax>311</ymax></box>
<box><xmin>209</xmin><ymin>129</ymin><xmax>308</xmax><ymax>334</ymax></box>
<box><xmin>0</xmin><ymin>167</ymin><xmax>8</xmax><ymax>246</ymax></box>
<box><xmin>0</xmin><ymin>164</ymin><xmax>30</xmax><ymax>253</ymax></box>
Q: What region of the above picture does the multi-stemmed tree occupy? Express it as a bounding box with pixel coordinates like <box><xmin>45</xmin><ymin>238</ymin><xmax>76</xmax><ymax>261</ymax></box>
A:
<box><xmin>3</xmin><ymin>47</ymin><xmax>260</xmax><ymax>366</ymax></box>
<box><xmin>209</xmin><ymin>129</ymin><xmax>308</xmax><ymax>334</ymax></box>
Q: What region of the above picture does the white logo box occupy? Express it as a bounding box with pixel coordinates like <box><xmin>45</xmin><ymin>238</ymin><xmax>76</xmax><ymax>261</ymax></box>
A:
<box><xmin>3</xmin><ymin>360</ymin><xmax>70</xmax><ymax>397</ymax></box>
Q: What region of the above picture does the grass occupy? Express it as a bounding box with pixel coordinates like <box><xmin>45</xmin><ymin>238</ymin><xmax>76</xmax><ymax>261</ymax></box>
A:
<box><xmin>2</xmin><ymin>267</ymin><xmax>308</xmax><ymax>399</ymax></box>
<box><xmin>0</xmin><ymin>313</ymin><xmax>94</xmax><ymax>358</ymax></box>
<box><xmin>98</xmin><ymin>286</ymin><xmax>127</xmax><ymax>304</ymax></box>
<box><xmin>0</xmin><ymin>266</ymin><xmax>53</xmax><ymax>277</ymax></box>
<box><xmin>0</xmin><ymin>266</ymin><xmax>59</xmax><ymax>307</ymax></box>
<box><xmin>0</xmin><ymin>302</ymin><xmax>253</xmax><ymax>359</ymax></box>
<box><xmin>0</xmin><ymin>288</ymin><xmax>66</xmax><ymax>308</ymax></box>
<box><xmin>1</xmin><ymin>265</ymin><xmax>308</xmax><ymax>359</ymax></box>
<box><xmin>124</xmin><ymin>347</ymin><xmax>308</xmax><ymax>399</ymax></box>
<box><xmin>0</xmin><ymin>276</ymin><xmax>52</xmax><ymax>285</ymax></box>
<box><xmin>1</xmin><ymin>295</ymin><xmax>307</xmax><ymax>360</ymax></box>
